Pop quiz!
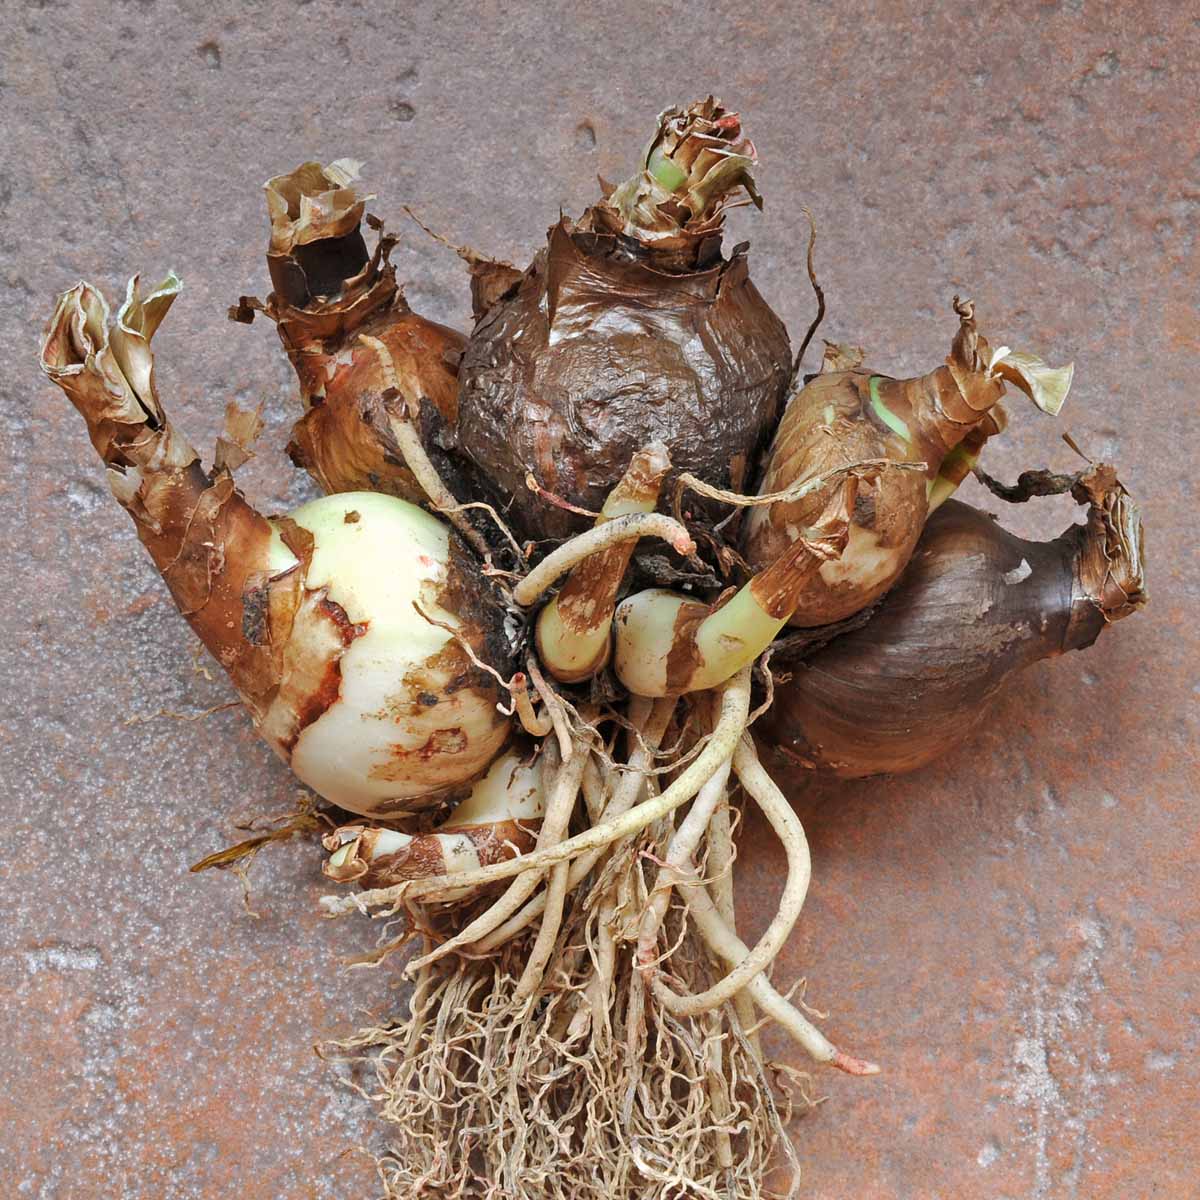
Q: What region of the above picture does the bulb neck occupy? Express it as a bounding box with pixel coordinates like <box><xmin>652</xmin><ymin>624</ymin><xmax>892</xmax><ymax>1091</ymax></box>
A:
<box><xmin>41</xmin><ymin>274</ymin><xmax>284</xmax><ymax>713</ymax></box>
<box><xmin>580</xmin><ymin>97</ymin><xmax>759</xmax><ymax>274</ymax></box>
<box><xmin>252</xmin><ymin>158</ymin><xmax>405</xmax><ymax>395</ymax></box>
<box><xmin>898</xmin><ymin>307</ymin><xmax>1005</xmax><ymax>465</ymax></box>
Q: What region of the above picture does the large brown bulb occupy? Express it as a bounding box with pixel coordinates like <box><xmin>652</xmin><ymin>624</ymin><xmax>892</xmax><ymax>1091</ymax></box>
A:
<box><xmin>760</xmin><ymin>477</ymin><xmax>1145</xmax><ymax>779</ymax></box>
<box><xmin>456</xmin><ymin>219</ymin><xmax>791</xmax><ymax>542</ymax></box>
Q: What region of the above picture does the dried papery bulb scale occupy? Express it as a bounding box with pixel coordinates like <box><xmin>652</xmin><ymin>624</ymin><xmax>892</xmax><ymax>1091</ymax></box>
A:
<box><xmin>456</xmin><ymin>97</ymin><xmax>792</xmax><ymax>543</ymax></box>
<box><xmin>743</xmin><ymin>300</ymin><xmax>1074</xmax><ymax>626</ymax></box>
<box><xmin>232</xmin><ymin>160</ymin><xmax>476</xmax><ymax>505</ymax></box>
<box><xmin>761</xmin><ymin>469</ymin><xmax>1146</xmax><ymax>778</ymax></box>
<box><xmin>41</xmin><ymin>275</ymin><xmax>514</xmax><ymax>817</ymax></box>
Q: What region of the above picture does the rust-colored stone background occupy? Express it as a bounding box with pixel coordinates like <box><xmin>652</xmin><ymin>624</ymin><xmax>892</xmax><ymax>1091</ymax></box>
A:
<box><xmin>2</xmin><ymin>2</ymin><xmax>1196</xmax><ymax>1197</ymax></box>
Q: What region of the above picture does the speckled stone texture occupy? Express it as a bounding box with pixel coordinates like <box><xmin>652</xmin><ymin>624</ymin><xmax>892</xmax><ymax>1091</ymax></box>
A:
<box><xmin>1</xmin><ymin>3</ymin><xmax>1196</xmax><ymax>1197</ymax></box>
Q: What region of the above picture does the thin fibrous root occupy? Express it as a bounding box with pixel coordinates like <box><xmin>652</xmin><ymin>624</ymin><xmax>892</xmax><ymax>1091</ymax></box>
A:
<box><xmin>477</xmin><ymin>697</ymin><xmax>671</xmax><ymax>952</ymax></box>
<box><xmin>441</xmin><ymin>498</ymin><xmax>528</xmax><ymax>564</ymax></box>
<box><xmin>332</xmin><ymin>894</ymin><xmax>799</xmax><ymax>1200</ymax></box>
<box><xmin>673</xmin><ymin>456</ymin><xmax>924</xmax><ymax>517</ymax></box>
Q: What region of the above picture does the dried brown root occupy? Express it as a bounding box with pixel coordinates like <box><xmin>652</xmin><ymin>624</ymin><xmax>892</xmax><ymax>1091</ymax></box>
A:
<box><xmin>972</xmin><ymin>462</ymin><xmax>1084</xmax><ymax>503</ymax></box>
<box><xmin>327</xmin><ymin>869</ymin><xmax>807</xmax><ymax>1200</ymax></box>
<box><xmin>791</xmin><ymin>205</ymin><xmax>826</xmax><ymax>379</ymax></box>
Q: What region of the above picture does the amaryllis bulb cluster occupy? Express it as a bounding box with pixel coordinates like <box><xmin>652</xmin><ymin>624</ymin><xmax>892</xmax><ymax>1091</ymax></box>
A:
<box><xmin>39</xmin><ymin>94</ymin><xmax>1149</xmax><ymax>1200</ymax></box>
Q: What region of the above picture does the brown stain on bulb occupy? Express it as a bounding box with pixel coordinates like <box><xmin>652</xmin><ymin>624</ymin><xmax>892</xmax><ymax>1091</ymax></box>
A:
<box><xmin>280</xmin><ymin>661</ymin><xmax>343</xmax><ymax>757</ymax></box>
<box><xmin>330</xmin><ymin>818</ymin><xmax>541</xmax><ymax>889</ymax></box>
<box><xmin>744</xmin><ymin>373</ymin><xmax>930</xmax><ymax>626</ymax></box>
<box><xmin>663</xmin><ymin>600</ymin><xmax>708</xmax><ymax>695</ymax></box>
<box><xmin>315</xmin><ymin>596</ymin><xmax>368</xmax><ymax>644</ymax></box>
<box><xmin>368</xmin><ymin>727</ymin><xmax>470</xmax><ymax>781</ymax></box>
<box><xmin>555</xmin><ymin>551</ymin><xmax>620</xmax><ymax>635</ymax></box>
<box><xmin>342</xmin><ymin>533</ymin><xmax>514</xmax><ymax>804</ymax></box>
<box><xmin>362</xmin><ymin>835</ymin><xmax>447</xmax><ymax>882</ymax></box>
<box><xmin>276</xmin><ymin>594</ymin><xmax>367</xmax><ymax>756</ymax></box>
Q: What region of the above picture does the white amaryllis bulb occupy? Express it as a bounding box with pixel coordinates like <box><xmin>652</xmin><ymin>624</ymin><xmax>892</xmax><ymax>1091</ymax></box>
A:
<box><xmin>258</xmin><ymin>491</ymin><xmax>514</xmax><ymax>816</ymax></box>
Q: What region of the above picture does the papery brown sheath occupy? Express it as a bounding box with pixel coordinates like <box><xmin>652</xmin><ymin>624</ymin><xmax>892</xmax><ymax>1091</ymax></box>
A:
<box><xmin>42</xmin><ymin>274</ymin><xmax>291</xmax><ymax>717</ymax></box>
<box><xmin>233</xmin><ymin>160</ymin><xmax>476</xmax><ymax>506</ymax></box>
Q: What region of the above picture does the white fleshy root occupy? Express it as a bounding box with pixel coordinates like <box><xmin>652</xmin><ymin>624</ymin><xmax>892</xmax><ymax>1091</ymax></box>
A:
<box><xmin>513</xmin><ymin>512</ymin><xmax>695</xmax><ymax>607</ymax></box>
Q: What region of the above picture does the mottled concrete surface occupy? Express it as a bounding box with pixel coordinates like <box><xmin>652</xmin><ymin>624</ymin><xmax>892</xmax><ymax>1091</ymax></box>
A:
<box><xmin>1</xmin><ymin>2</ymin><xmax>1196</xmax><ymax>1197</ymax></box>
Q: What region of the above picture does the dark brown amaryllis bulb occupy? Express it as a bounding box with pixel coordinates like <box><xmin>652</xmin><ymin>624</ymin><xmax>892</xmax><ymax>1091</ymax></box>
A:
<box><xmin>232</xmin><ymin>160</ymin><xmax>471</xmax><ymax>503</ymax></box>
<box><xmin>42</xmin><ymin>275</ymin><xmax>514</xmax><ymax>817</ymax></box>
<box><xmin>743</xmin><ymin>301</ymin><xmax>1073</xmax><ymax>627</ymax></box>
<box><xmin>759</xmin><ymin>466</ymin><xmax>1146</xmax><ymax>779</ymax></box>
<box><xmin>456</xmin><ymin>97</ymin><xmax>792</xmax><ymax>543</ymax></box>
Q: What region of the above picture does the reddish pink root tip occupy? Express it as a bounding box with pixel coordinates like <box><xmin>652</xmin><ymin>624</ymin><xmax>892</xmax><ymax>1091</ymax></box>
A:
<box><xmin>830</xmin><ymin>1050</ymin><xmax>881</xmax><ymax>1076</ymax></box>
